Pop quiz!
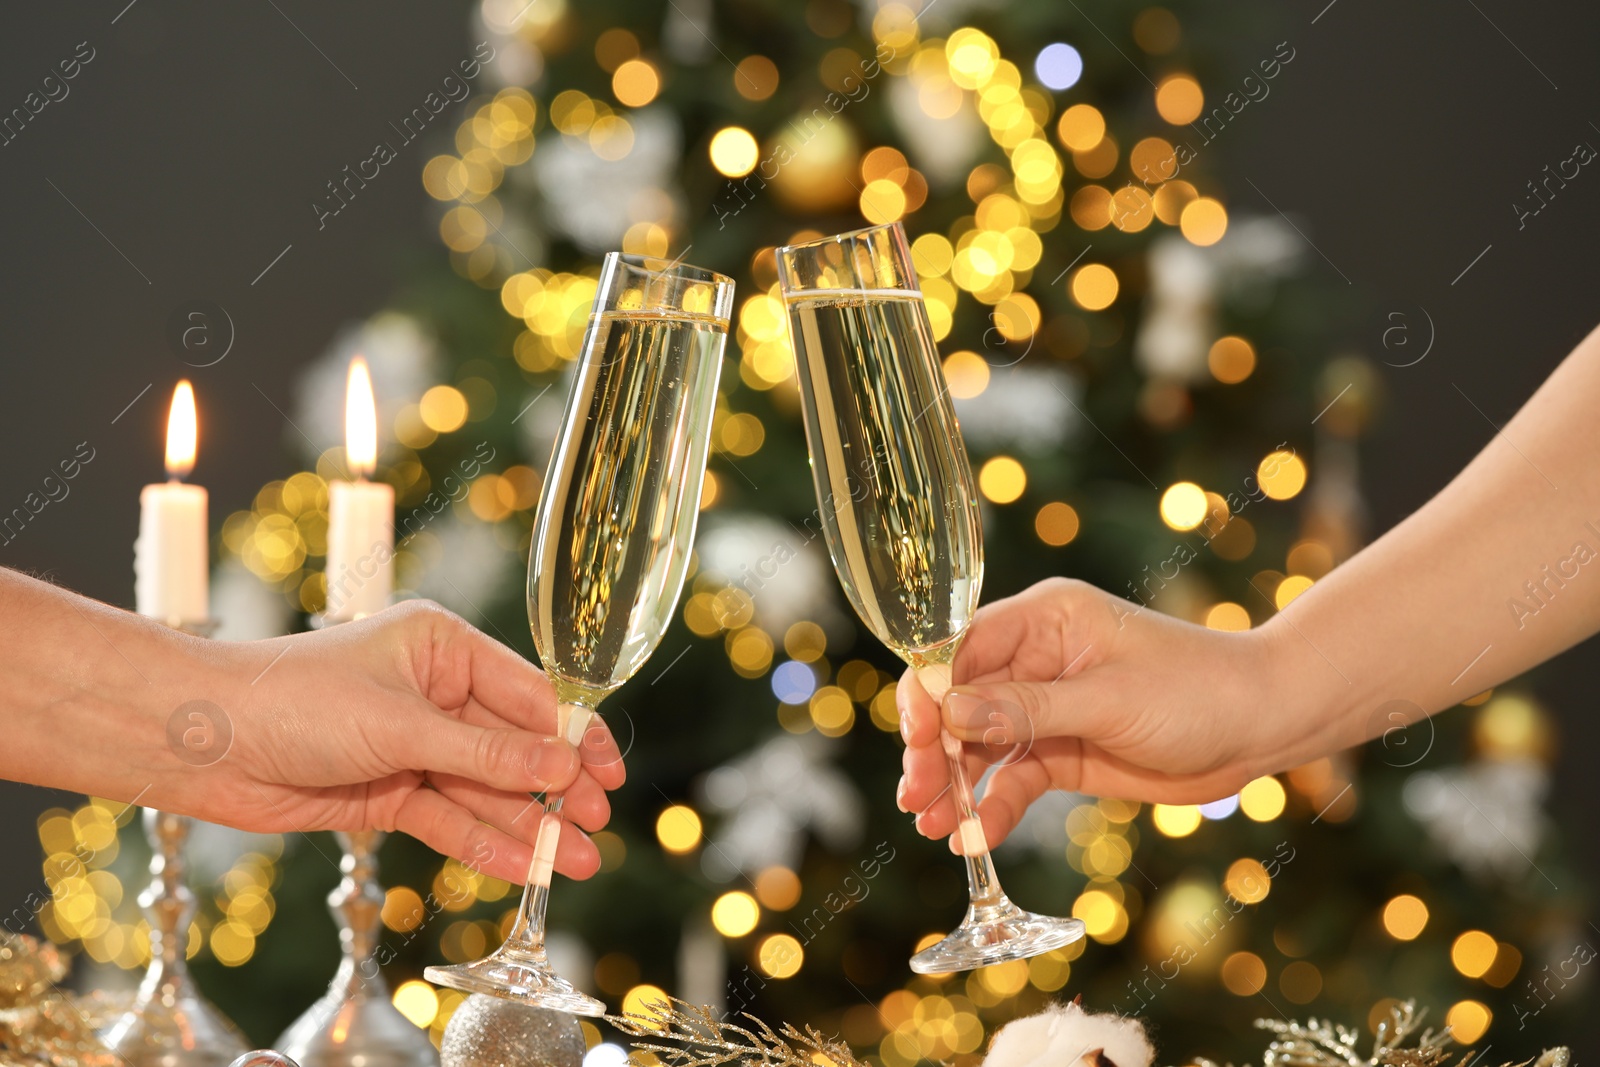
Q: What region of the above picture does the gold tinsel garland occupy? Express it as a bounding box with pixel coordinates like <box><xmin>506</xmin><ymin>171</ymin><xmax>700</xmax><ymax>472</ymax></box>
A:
<box><xmin>0</xmin><ymin>936</ymin><xmax>118</xmax><ymax>1067</ymax></box>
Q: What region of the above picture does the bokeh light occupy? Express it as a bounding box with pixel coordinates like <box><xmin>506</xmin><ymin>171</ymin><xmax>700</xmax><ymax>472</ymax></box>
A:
<box><xmin>1209</xmin><ymin>336</ymin><xmax>1256</xmax><ymax>384</ymax></box>
<box><xmin>1160</xmin><ymin>481</ymin><xmax>1208</xmax><ymax>530</ymax></box>
<box><xmin>1221</xmin><ymin>951</ymin><xmax>1267</xmax><ymax>995</ymax></box>
<box><xmin>1155</xmin><ymin>74</ymin><xmax>1204</xmax><ymax>124</ymax></box>
<box><xmin>1382</xmin><ymin>894</ymin><xmax>1429</xmax><ymax>940</ymax></box>
<box><xmin>1034</xmin><ymin>43</ymin><xmax>1083</xmax><ymax>91</ymax></box>
<box><xmin>1152</xmin><ymin>804</ymin><xmax>1202</xmax><ymax>837</ymax></box>
<box><xmin>1447</xmin><ymin>1000</ymin><xmax>1492</xmax><ymax>1044</ymax></box>
<box><xmin>711</xmin><ymin>891</ymin><xmax>761</xmax><ymax>937</ymax></box>
<box><xmin>754</xmin><ymin>867</ymin><xmax>802</xmax><ymax>910</ymax></box>
<box><xmin>1180</xmin><ymin>197</ymin><xmax>1228</xmax><ymax>245</ymax></box>
<box><xmin>621</xmin><ymin>984</ymin><xmax>670</xmax><ymax>1027</ymax></box>
<box><xmin>1258</xmin><ymin>450</ymin><xmax>1308</xmax><ymax>500</ymax></box>
<box><xmin>1035</xmin><ymin>502</ymin><xmax>1080</xmax><ymax>546</ymax></box>
<box><xmin>771</xmin><ymin>660</ymin><xmax>818</xmax><ymax>704</ymax></box>
<box><xmin>1056</xmin><ymin>104</ymin><xmax>1106</xmax><ymax>152</ymax></box>
<box><xmin>1451</xmin><ymin>930</ymin><xmax>1498</xmax><ymax>978</ymax></box>
<box><xmin>393</xmin><ymin>980</ymin><xmax>438</xmax><ymax>1028</ymax></box>
<box><xmin>979</xmin><ymin>456</ymin><xmax>1027</xmax><ymax>503</ymax></box>
<box><xmin>942</xmin><ymin>351</ymin><xmax>990</xmax><ymax>399</ymax></box>
<box><xmin>655</xmin><ymin>805</ymin><xmax>703</xmax><ymax>853</ymax></box>
<box><xmin>1239</xmin><ymin>776</ymin><xmax>1287</xmax><ymax>821</ymax></box>
<box><xmin>758</xmin><ymin>933</ymin><xmax>804</xmax><ymax>978</ymax></box>
<box><xmin>1205</xmin><ymin>602</ymin><xmax>1251</xmax><ymax>632</ymax></box>
<box><xmin>1070</xmin><ymin>264</ymin><xmax>1118</xmax><ymax>310</ymax></box>
<box><xmin>1224</xmin><ymin>858</ymin><xmax>1271</xmax><ymax>904</ymax></box>
<box><xmin>709</xmin><ymin>127</ymin><xmax>759</xmax><ymax>177</ymax></box>
<box><xmin>1275</xmin><ymin>575</ymin><xmax>1314</xmax><ymax>609</ymax></box>
<box><xmin>612</xmin><ymin>59</ymin><xmax>660</xmax><ymax>107</ymax></box>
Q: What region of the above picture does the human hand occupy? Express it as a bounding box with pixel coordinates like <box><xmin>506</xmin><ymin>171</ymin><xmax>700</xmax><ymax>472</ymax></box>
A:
<box><xmin>896</xmin><ymin>578</ymin><xmax>1303</xmax><ymax>851</ymax></box>
<box><xmin>164</xmin><ymin>602</ymin><xmax>623</xmax><ymax>885</ymax></box>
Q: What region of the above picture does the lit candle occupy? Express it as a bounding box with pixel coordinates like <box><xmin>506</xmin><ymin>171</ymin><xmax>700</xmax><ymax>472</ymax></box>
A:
<box><xmin>325</xmin><ymin>357</ymin><xmax>394</xmax><ymax>621</ymax></box>
<box><xmin>134</xmin><ymin>381</ymin><xmax>209</xmax><ymax>623</ymax></box>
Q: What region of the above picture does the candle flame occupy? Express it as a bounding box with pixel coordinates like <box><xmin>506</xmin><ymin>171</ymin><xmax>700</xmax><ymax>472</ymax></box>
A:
<box><xmin>345</xmin><ymin>356</ymin><xmax>378</xmax><ymax>478</ymax></box>
<box><xmin>165</xmin><ymin>380</ymin><xmax>198</xmax><ymax>479</ymax></box>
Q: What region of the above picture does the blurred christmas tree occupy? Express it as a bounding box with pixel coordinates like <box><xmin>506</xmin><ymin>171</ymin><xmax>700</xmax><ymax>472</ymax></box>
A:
<box><xmin>37</xmin><ymin>0</ymin><xmax>1589</xmax><ymax>1062</ymax></box>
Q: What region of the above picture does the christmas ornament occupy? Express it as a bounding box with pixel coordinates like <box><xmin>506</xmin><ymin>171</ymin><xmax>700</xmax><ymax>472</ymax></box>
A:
<box><xmin>275</xmin><ymin>831</ymin><xmax>438</xmax><ymax>1067</ymax></box>
<box><xmin>226</xmin><ymin>1054</ymin><xmax>303</xmax><ymax>1067</ymax></box>
<box><xmin>0</xmin><ymin>935</ymin><xmax>119</xmax><ymax>1067</ymax></box>
<box><xmin>100</xmin><ymin>810</ymin><xmax>248</xmax><ymax>1067</ymax></box>
<box><xmin>767</xmin><ymin>115</ymin><xmax>859</xmax><ymax>213</ymax></box>
<box><xmin>439</xmin><ymin>994</ymin><xmax>585</xmax><ymax>1067</ymax></box>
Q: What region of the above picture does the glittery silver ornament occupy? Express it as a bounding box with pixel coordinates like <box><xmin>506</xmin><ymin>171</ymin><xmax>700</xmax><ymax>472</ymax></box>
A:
<box><xmin>439</xmin><ymin>995</ymin><xmax>585</xmax><ymax>1067</ymax></box>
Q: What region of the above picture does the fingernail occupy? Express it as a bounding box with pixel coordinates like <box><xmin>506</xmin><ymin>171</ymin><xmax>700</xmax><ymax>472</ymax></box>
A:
<box><xmin>533</xmin><ymin>737</ymin><xmax>579</xmax><ymax>786</ymax></box>
<box><xmin>896</xmin><ymin>776</ymin><xmax>909</xmax><ymax>812</ymax></box>
<box><xmin>898</xmin><ymin>709</ymin><xmax>912</xmax><ymax>744</ymax></box>
<box><xmin>945</xmin><ymin>690</ymin><xmax>987</xmax><ymax>731</ymax></box>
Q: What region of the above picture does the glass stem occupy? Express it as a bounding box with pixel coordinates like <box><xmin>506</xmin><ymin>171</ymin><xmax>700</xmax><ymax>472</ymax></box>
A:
<box><xmin>914</xmin><ymin>659</ymin><xmax>1006</xmax><ymax>909</ymax></box>
<box><xmin>940</xmin><ymin>726</ymin><xmax>1004</xmax><ymax>907</ymax></box>
<box><xmin>502</xmin><ymin>701</ymin><xmax>595</xmax><ymax>955</ymax></box>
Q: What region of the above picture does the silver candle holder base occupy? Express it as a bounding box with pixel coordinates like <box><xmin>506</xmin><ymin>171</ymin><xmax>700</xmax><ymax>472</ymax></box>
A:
<box><xmin>274</xmin><ymin>830</ymin><xmax>439</xmax><ymax>1067</ymax></box>
<box><xmin>102</xmin><ymin>616</ymin><xmax>246</xmax><ymax>1067</ymax></box>
<box><xmin>100</xmin><ymin>809</ymin><xmax>249</xmax><ymax>1067</ymax></box>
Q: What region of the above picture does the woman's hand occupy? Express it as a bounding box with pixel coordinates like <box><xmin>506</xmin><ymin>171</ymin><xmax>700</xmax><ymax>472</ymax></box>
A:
<box><xmin>166</xmin><ymin>601</ymin><xmax>625</xmax><ymax>885</ymax></box>
<box><xmin>896</xmin><ymin>578</ymin><xmax>1309</xmax><ymax>852</ymax></box>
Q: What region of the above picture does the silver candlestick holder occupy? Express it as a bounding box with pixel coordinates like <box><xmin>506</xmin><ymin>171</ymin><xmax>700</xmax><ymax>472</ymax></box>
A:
<box><xmin>103</xmin><ymin>616</ymin><xmax>247</xmax><ymax>1067</ymax></box>
<box><xmin>100</xmin><ymin>808</ymin><xmax>250</xmax><ymax>1067</ymax></box>
<box><xmin>275</xmin><ymin>830</ymin><xmax>439</xmax><ymax>1067</ymax></box>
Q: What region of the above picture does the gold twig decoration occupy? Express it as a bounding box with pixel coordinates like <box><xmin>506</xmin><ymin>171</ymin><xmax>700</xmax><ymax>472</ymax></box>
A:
<box><xmin>607</xmin><ymin>997</ymin><xmax>868</xmax><ymax>1067</ymax></box>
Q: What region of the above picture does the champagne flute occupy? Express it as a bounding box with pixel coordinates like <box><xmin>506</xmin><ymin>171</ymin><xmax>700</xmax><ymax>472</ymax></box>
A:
<box><xmin>425</xmin><ymin>253</ymin><xmax>733</xmax><ymax>1013</ymax></box>
<box><xmin>777</xmin><ymin>222</ymin><xmax>1084</xmax><ymax>974</ymax></box>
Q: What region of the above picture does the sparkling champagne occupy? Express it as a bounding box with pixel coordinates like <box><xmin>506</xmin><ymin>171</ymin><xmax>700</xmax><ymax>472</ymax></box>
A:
<box><xmin>780</xmin><ymin>223</ymin><xmax>1082</xmax><ymax>974</ymax></box>
<box><xmin>528</xmin><ymin>308</ymin><xmax>725</xmax><ymax>698</ymax></box>
<box><xmin>785</xmin><ymin>289</ymin><xmax>983</xmax><ymax>670</ymax></box>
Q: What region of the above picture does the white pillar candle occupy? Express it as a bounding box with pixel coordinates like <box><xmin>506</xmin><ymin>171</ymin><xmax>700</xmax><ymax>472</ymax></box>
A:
<box><xmin>134</xmin><ymin>381</ymin><xmax>209</xmax><ymax>623</ymax></box>
<box><xmin>325</xmin><ymin>478</ymin><xmax>394</xmax><ymax>620</ymax></box>
<box><xmin>135</xmin><ymin>482</ymin><xmax>208</xmax><ymax>622</ymax></box>
<box><xmin>324</xmin><ymin>356</ymin><xmax>394</xmax><ymax>621</ymax></box>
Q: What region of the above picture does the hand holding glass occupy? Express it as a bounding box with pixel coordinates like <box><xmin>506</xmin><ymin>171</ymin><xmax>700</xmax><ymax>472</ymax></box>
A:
<box><xmin>777</xmin><ymin>222</ymin><xmax>1084</xmax><ymax>973</ymax></box>
<box><xmin>426</xmin><ymin>253</ymin><xmax>732</xmax><ymax>1013</ymax></box>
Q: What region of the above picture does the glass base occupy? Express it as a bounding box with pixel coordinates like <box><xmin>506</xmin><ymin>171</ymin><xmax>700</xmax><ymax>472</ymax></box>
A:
<box><xmin>910</xmin><ymin>895</ymin><xmax>1086</xmax><ymax>974</ymax></box>
<box><xmin>424</xmin><ymin>946</ymin><xmax>606</xmax><ymax>1017</ymax></box>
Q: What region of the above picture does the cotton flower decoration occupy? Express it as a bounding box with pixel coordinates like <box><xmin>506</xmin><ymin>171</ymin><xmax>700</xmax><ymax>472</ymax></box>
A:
<box><xmin>983</xmin><ymin>1000</ymin><xmax>1154</xmax><ymax>1067</ymax></box>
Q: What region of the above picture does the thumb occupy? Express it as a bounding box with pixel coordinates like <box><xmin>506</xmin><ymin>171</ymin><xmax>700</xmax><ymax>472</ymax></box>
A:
<box><xmin>942</xmin><ymin>678</ymin><xmax>1105</xmax><ymax>749</ymax></box>
<box><xmin>392</xmin><ymin>709</ymin><xmax>582</xmax><ymax>794</ymax></box>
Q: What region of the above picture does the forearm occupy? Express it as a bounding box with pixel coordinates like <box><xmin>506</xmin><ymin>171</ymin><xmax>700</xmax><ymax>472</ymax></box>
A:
<box><xmin>1264</xmin><ymin>324</ymin><xmax>1600</xmax><ymax>762</ymax></box>
<box><xmin>0</xmin><ymin>568</ymin><xmax>235</xmax><ymax>803</ymax></box>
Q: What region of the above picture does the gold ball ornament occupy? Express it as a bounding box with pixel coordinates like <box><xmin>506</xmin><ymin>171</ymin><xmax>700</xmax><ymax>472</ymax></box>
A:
<box><xmin>439</xmin><ymin>995</ymin><xmax>586</xmax><ymax>1067</ymax></box>
<box><xmin>767</xmin><ymin>116</ymin><xmax>861</xmax><ymax>213</ymax></box>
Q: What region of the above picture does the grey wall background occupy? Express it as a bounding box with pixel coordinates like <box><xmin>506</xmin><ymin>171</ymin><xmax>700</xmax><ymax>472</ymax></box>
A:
<box><xmin>0</xmin><ymin>0</ymin><xmax>1594</xmax><ymax>1049</ymax></box>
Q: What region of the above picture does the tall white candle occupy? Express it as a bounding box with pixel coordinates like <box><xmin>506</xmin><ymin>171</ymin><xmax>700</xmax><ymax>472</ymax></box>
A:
<box><xmin>324</xmin><ymin>357</ymin><xmax>394</xmax><ymax>621</ymax></box>
<box><xmin>134</xmin><ymin>381</ymin><xmax>209</xmax><ymax>623</ymax></box>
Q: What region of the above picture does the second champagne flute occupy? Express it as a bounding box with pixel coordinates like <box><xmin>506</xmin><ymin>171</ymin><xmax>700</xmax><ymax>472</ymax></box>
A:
<box><xmin>425</xmin><ymin>253</ymin><xmax>733</xmax><ymax>1013</ymax></box>
<box><xmin>777</xmin><ymin>221</ymin><xmax>1084</xmax><ymax>974</ymax></box>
